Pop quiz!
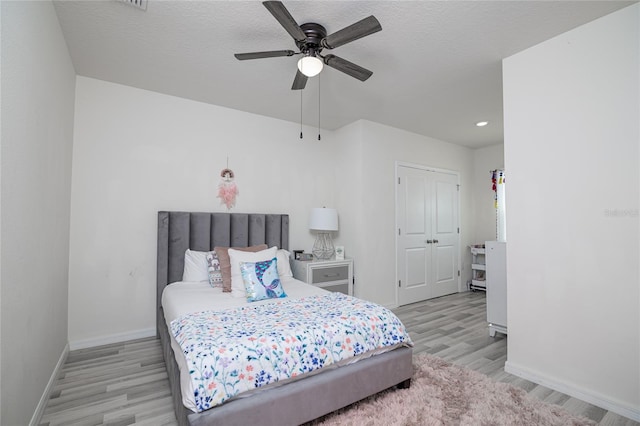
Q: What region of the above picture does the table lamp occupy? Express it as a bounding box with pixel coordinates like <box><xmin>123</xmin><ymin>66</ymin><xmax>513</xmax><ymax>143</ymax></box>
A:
<box><xmin>309</xmin><ymin>207</ymin><xmax>338</xmax><ymax>260</ymax></box>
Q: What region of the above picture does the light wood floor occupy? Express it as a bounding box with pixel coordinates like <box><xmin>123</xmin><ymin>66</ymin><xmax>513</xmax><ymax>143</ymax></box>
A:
<box><xmin>394</xmin><ymin>291</ymin><xmax>638</xmax><ymax>426</ymax></box>
<box><xmin>39</xmin><ymin>291</ymin><xmax>638</xmax><ymax>426</ymax></box>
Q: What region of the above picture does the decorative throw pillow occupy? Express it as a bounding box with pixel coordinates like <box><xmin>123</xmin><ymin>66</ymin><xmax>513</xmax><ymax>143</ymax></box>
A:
<box><xmin>205</xmin><ymin>251</ymin><xmax>223</xmax><ymax>288</ymax></box>
<box><xmin>240</xmin><ymin>257</ymin><xmax>287</xmax><ymax>302</ymax></box>
<box><xmin>182</xmin><ymin>249</ymin><xmax>211</xmax><ymax>282</ymax></box>
<box><xmin>228</xmin><ymin>246</ymin><xmax>278</xmax><ymax>298</ymax></box>
<box><xmin>214</xmin><ymin>244</ymin><xmax>268</xmax><ymax>292</ymax></box>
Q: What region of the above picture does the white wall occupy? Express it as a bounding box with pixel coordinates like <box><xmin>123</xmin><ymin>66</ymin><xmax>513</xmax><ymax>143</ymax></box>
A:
<box><xmin>68</xmin><ymin>77</ymin><xmax>338</xmax><ymax>347</ymax></box>
<box><xmin>503</xmin><ymin>4</ymin><xmax>639</xmax><ymax>419</ymax></box>
<box><xmin>332</xmin><ymin>120</ymin><xmax>365</xmax><ymax>272</ymax></box>
<box><xmin>0</xmin><ymin>1</ymin><xmax>76</xmax><ymax>424</ymax></box>
<box><xmin>68</xmin><ymin>77</ymin><xmax>477</xmax><ymax>346</ymax></box>
<box><xmin>472</xmin><ymin>144</ymin><xmax>504</xmax><ymax>244</ymax></box>
<box><xmin>335</xmin><ymin>120</ymin><xmax>474</xmax><ymax>306</ymax></box>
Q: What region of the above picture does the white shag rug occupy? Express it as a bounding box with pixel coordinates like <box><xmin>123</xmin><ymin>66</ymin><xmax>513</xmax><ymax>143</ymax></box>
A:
<box><xmin>310</xmin><ymin>353</ymin><xmax>596</xmax><ymax>426</ymax></box>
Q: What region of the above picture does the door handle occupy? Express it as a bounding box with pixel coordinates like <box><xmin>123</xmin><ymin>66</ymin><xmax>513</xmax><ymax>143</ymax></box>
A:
<box><xmin>425</xmin><ymin>239</ymin><xmax>433</xmax><ymax>244</ymax></box>
<box><xmin>433</xmin><ymin>239</ymin><xmax>439</xmax><ymax>244</ymax></box>
<box><xmin>323</xmin><ymin>273</ymin><xmax>339</xmax><ymax>278</ymax></box>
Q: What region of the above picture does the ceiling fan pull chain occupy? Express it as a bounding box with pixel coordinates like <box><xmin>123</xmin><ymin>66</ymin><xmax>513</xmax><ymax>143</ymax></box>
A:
<box><xmin>300</xmin><ymin>89</ymin><xmax>303</xmax><ymax>139</ymax></box>
<box><xmin>318</xmin><ymin>74</ymin><xmax>321</xmax><ymax>141</ymax></box>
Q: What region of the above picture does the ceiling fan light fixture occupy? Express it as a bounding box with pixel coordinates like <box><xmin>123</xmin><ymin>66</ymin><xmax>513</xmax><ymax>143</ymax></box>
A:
<box><xmin>298</xmin><ymin>55</ymin><xmax>323</xmax><ymax>77</ymax></box>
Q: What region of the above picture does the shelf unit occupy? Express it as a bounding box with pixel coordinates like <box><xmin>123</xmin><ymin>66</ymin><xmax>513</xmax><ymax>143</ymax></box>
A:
<box><xmin>470</xmin><ymin>246</ymin><xmax>486</xmax><ymax>291</ymax></box>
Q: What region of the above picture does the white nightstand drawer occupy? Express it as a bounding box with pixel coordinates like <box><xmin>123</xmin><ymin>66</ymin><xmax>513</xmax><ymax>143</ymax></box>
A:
<box><xmin>312</xmin><ymin>265</ymin><xmax>349</xmax><ymax>284</ymax></box>
<box><xmin>320</xmin><ymin>283</ymin><xmax>349</xmax><ymax>294</ymax></box>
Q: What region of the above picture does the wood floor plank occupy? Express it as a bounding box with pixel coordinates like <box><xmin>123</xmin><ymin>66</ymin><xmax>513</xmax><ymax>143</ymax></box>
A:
<box><xmin>39</xmin><ymin>291</ymin><xmax>638</xmax><ymax>425</ymax></box>
<box><xmin>41</xmin><ymin>395</ymin><xmax>128</xmax><ymax>425</ymax></box>
<box><xmin>600</xmin><ymin>411</ymin><xmax>640</xmax><ymax>426</ymax></box>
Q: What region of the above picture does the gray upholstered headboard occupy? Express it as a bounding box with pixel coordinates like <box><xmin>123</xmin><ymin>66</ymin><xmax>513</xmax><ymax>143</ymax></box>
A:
<box><xmin>156</xmin><ymin>211</ymin><xmax>289</xmax><ymax>315</ymax></box>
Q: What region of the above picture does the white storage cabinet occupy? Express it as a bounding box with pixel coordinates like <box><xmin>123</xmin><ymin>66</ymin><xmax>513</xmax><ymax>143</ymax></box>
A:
<box><xmin>485</xmin><ymin>241</ymin><xmax>507</xmax><ymax>337</ymax></box>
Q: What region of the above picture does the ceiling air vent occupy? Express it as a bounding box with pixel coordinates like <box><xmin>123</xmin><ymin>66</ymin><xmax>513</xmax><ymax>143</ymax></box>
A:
<box><xmin>117</xmin><ymin>0</ymin><xmax>147</xmax><ymax>11</ymax></box>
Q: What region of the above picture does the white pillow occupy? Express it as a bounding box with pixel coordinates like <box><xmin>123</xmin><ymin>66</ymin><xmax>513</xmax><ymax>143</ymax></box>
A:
<box><xmin>228</xmin><ymin>246</ymin><xmax>278</xmax><ymax>298</ymax></box>
<box><xmin>182</xmin><ymin>249</ymin><xmax>210</xmax><ymax>282</ymax></box>
<box><xmin>276</xmin><ymin>249</ymin><xmax>293</xmax><ymax>278</ymax></box>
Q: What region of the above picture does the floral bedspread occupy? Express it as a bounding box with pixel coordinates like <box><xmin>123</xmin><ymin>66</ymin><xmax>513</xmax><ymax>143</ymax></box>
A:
<box><xmin>170</xmin><ymin>293</ymin><xmax>413</xmax><ymax>412</ymax></box>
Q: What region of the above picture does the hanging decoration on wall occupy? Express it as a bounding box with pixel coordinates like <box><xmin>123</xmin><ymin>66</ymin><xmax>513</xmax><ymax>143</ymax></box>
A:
<box><xmin>490</xmin><ymin>169</ymin><xmax>507</xmax><ymax>241</ymax></box>
<box><xmin>217</xmin><ymin>160</ymin><xmax>239</xmax><ymax>210</ymax></box>
<box><xmin>491</xmin><ymin>169</ymin><xmax>505</xmax><ymax>208</ymax></box>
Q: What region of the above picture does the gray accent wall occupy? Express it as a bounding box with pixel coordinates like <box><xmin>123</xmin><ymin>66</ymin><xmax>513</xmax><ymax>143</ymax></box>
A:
<box><xmin>0</xmin><ymin>1</ymin><xmax>76</xmax><ymax>424</ymax></box>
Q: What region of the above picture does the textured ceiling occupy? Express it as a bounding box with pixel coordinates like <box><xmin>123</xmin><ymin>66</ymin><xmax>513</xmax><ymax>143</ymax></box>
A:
<box><xmin>53</xmin><ymin>0</ymin><xmax>634</xmax><ymax>148</ymax></box>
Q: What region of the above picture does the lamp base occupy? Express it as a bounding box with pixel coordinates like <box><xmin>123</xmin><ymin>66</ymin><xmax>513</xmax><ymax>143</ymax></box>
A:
<box><xmin>312</xmin><ymin>233</ymin><xmax>335</xmax><ymax>260</ymax></box>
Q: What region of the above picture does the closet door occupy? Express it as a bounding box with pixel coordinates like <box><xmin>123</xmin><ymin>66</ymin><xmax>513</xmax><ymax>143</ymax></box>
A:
<box><xmin>430</xmin><ymin>172</ymin><xmax>459</xmax><ymax>298</ymax></box>
<box><xmin>397</xmin><ymin>165</ymin><xmax>459</xmax><ymax>305</ymax></box>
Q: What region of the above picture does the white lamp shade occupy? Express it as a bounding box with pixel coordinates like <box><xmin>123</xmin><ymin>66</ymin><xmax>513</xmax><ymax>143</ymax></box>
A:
<box><xmin>309</xmin><ymin>208</ymin><xmax>338</xmax><ymax>231</ymax></box>
<box><xmin>297</xmin><ymin>56</ymin><xmax>323</xmax><ymax>77</ymax></box>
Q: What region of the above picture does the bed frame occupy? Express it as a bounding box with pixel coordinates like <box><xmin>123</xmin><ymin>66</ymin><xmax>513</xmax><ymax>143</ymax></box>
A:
<box><xmin>157</xmin><ymin>211</ymin><xmax>413</xmax><ymax>426</ymax></box>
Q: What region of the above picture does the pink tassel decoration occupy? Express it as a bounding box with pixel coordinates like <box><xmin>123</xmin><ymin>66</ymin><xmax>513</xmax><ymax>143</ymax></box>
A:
<box><xmin>217</xmin><ymin>168</ymin><xmax>238</xmax><ymax>210</ymax></box>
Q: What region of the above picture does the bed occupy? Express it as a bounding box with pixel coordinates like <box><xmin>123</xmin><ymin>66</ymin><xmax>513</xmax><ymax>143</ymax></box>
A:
<box><xmin>157</xmin><ymin>211</ymin><xmax>413</xmax><ymax>426</ymax></box>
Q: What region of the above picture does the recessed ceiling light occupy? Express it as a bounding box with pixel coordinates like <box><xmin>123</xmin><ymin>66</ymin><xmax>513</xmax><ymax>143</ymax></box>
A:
<box><xmin>476</xmin><ymin>121</ymin><xmax>489</xmax><ymax>127</ymax></box>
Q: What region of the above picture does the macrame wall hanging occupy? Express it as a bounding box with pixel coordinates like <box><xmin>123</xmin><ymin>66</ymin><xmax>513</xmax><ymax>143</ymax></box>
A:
<box><xmin>217</xmin><ymin>161</ymin><xmax>239</xmax><ymax>210</ymax></box>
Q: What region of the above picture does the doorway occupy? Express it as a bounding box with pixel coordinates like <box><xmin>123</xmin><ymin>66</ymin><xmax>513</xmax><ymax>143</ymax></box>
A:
<box><xmin>396</xmin><ymin>163</ymin><xmax>460</xmax><ymax>305</ymax></box>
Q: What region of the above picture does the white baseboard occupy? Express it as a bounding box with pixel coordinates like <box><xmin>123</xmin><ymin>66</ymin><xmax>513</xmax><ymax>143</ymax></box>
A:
<box><xmin>505</xmin><ymin>360</ymin><xmax>640</xmax><ymax>422</ymax></box>
<box><xmin>69</xmin><ymin>327</ymin><xmax>156</xmax><ymax>351</ymax></box>
<box><xmin>29</xmin><ymin>343</ymin><xmax>69</xmax><ymax>426</ymax></box>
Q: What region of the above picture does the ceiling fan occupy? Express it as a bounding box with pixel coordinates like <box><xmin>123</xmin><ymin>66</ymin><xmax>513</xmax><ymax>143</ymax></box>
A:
<box><xmin>234</xmin><ymin>1</ymin><xmax>382</xmax><ymax>90</ymax></box>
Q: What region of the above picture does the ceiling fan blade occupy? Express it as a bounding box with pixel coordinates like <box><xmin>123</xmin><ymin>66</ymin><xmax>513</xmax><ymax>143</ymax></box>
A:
<box><xmin>291</xmin><ymin>70</ymin><xmax>308</xmax><ymax>90</ymax></box>
<box><xmin>263</xmin><ymin>1</ymin><xmax>306</xmax><ymax>43</ymax></box>
<box><xmin>324</xmin><ymin>54</ymin><xmax>373</xmax><ymax>81</ymax></box>
<box><xmin>322</xmin><ymin>15</ymin><xmax>381</xmax><ymax>49</ymax></box>
<box><xmin>234</xmin><ymin>50</ymin><xmax>295</xmax><ymax>60</ymax></box>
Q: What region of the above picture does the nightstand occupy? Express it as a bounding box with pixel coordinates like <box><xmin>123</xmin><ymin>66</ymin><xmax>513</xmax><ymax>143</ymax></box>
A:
<box><xmin>291</xmin><ymin>258</ymin><xmax>353</xmax><ymax>296</ymax></box>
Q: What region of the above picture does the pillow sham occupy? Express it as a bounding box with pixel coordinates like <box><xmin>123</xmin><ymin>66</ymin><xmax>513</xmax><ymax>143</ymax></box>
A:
<box><xmin>214</xmin><ymin>244</ymin><xmax>268</xmax><ymax>292</ymax></box>
<box><xmin>240</xmin><ymin>257</ymin><xmax>287</xmax><ymax>302</ymax></box>
<box><xmin>276</xmin><ymin>249</ymin><xmax>293</xmax><ymax>279</ymax></box>
<box><xmin>182</xmin><ymin>249</ymin><xmax>211</xmax><ymax>282</ymax></box>
<box><xmin>205</xmin><ymin>251</ymin><xmax>223</xmax><ymax>288</ymax></box>
<box><xmin>228</xmin><ymin>246</ymin><xmax>278</xmax><ymax>298</ymax></box>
